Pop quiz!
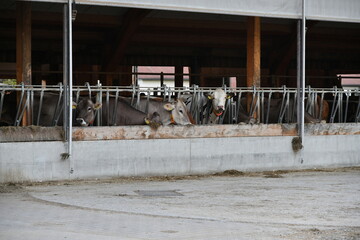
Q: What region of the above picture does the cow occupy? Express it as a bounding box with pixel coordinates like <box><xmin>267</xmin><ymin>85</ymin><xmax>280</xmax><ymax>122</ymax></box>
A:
<box><xmin>0</xmin><ymin>91</ymin><xmax>65</xmax><ymax>126</ymax></box>
<box><xmin>31</xmin><ymin>93</ymin><xmax>160</xmax><ymax>127</ymax></box>
<box><xmin>0</xmin><ymin>90</ymin><xmax>17</xmax><ymax>126</ymax></box>
<box><xmin>74</xmin><ymin>98</ymin><xmax>162</xmax><ymax>128</ymax></box>
<box><xmin>125</xmin><ymin>97</ymin><xmax>194</xmax><ymax>126</ymax></box>
<box><xmin>231</xmin><ymin>95</ymin><xmax>329</xmax><ymax>124</ymax></box>
<box><xmin>203</xmin><ymin>88</ymin><xmax>234</xmax><ymax>124</ymax></box>
<box><xmin>181</xmin><ymin>88</ymin><xmax>234</xmax><ymax>124</ymax></box>
<box><xmin>1</xmin><ymin>91</ymin><xmax>75</xmax><ymax>126</ymax></box>
<box><xmin>262</xmin><ymin>96</ymin><xmax>329</xmax><ymax>124</ymax></box>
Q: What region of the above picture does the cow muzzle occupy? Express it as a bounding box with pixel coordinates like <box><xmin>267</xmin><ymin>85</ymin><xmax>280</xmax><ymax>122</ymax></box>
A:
<box><xmin>214</xmin><ymin>106</ymin><xmax>224</xmax><ymax>116</ymax></box>
<box><xmin>76</xmin><ymin>118</ymin><xmax>88</xmax><ymax>126</ymax></box>
<box><xmin>216</xmin><ymin>106</ymin><xmax>224</xmax><ymax>112</ymax></box>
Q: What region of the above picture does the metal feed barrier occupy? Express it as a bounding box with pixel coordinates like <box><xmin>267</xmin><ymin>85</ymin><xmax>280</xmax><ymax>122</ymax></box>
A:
<box><xmin>1</xmin><ymin>82</ymin><xmax>360</xmax><ymax>127</ymax></box>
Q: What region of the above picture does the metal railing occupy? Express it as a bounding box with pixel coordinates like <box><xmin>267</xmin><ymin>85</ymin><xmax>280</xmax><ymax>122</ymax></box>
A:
<box><xmin>1</xmin><ymin>82</ymin><xmax>359</xmax><ymax>127</ymax></box>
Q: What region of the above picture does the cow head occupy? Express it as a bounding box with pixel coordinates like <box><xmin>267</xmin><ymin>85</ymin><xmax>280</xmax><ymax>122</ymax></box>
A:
<box><xmin>163</xmin><ymin>99</ymin><xmax>193</xmax><ymax>125</ymax></box>
<box><xmin>206</xmin><ymin>88</ymin><xmax>234</xmax><ymax>116</ymax></box>
<box><xmin>73</xmin><ymin>98</ymin><xmax>102</xmax><ymax>126</ymax></box>
<box><xmin>144</xmin><ymin>112</ymin><xmax>163</xmax><ymax>129</ymax></box>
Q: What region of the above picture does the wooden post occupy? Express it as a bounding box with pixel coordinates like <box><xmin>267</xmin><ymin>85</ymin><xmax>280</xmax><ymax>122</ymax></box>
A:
<box><xmin>160</xmin><ymin>72</ymin><xmax>164</xmax><ymax>86</ymax></box>
<box><xmin>91</xmin><ymin>65</ymin><xmax>100</xmax><ymax>85</ymax></box>
<box><xmin>120</xmin><ymin>66</ymin><xmax>133</xmax><ymax>86</ymax></box>
<box><xmin>190</xmin><ymin>64</ymin><xmax>201</xmax><ymax>86</ymax></box>
<box><xmin>16</xmin><ymin>1</ymin><xmax>32</xmax><ymax>125</ymax></box>
<box><xmin>105</xmin><ymin>74</ymin><xmax>113</xmax><ymax>86</ymax></box>
<box><xmin>246</xmin><ymin>16</ymin><xmax>261</xmax><ymax>117</ymax></box>
<box><xmin>175</xmin><ymin>65</ymin><xmax>183</xmax><ymax>88</ymax></box>
<box><xmin>16</xmin><ymin>2</ymin><xmax>32</xmax><ymax>85</ymax></box>
<box><xmin>247</xmin><ymin>16</ymin><xmax>261</xmax><ymax>88</ymax></box>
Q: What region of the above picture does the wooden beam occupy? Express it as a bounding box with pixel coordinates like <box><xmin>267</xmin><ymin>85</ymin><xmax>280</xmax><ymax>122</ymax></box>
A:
<box><xmin>105</xmin><ymin>8</ymin><xmax>150</xmax><ymax>73</ymax></box>
<box><xmin>246</xmin><ymin>17</ymin><xmax>261</xmax><ymax>118</ymax></box>
<box><xmin>16</xmin><ymin>1</ymin><xmax>32</xmax><ymax>126</ymax></box>
<box><xmin>274</xmin><ymin>21</ymin><xmax>318</xmax><ymax>76</ymax></box>
<box><xmin>190</xmin><ymin>59</ymin><xmax>201</xmax><ymax>86</ymax></box>
<box><xmin>16</xmin><ymin>2</ymin><xmax>32</xmax><ymax>85</ymax></box>
<box><xmin>246</xmin><ymin>16</ymin><xmax>261</xmax><ymax>88</ymax></box>
<box><xmin>175</xmin><ymin>65</ymin><xmax>183</xmax><ymax>87</ymax></box>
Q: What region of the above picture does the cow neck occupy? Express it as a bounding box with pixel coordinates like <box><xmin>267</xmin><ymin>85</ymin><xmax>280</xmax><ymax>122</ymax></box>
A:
<box><xmin>170</xmin><ymin>114</ymin><xmax>176</xmax><ymax>124</ymax></box>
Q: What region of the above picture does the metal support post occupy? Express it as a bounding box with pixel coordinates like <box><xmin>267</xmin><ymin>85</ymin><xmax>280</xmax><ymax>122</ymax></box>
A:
<box><xmin>296</xmin><ymin>0</ymin><xmax>306</xmax><ymax>146</ymax></box>
<box><xmin>63</xmin><ymin>0</ymin><xmax>73</xmax><ymax>174</ymax></box>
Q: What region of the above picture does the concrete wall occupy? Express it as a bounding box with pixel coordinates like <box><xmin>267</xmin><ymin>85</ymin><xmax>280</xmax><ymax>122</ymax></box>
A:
<box><xmin>1</xmin><ymin>124</ymin><xmax>359</xmax><ymax>183</ymax></box>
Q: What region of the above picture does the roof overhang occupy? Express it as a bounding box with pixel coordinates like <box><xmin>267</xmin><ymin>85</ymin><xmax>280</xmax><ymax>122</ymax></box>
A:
<box><xmin>21</xmin><ymin>0</ymin><xmax>360</xmax><ymax>23</ymax></box>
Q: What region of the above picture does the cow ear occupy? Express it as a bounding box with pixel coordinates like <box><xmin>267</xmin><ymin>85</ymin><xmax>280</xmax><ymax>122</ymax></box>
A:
<box><xmin>226</xmin><ymin>93</ymin><xmax>235</xmax><ymax>99</ymax></box>
<box><xmin>163</xmin><ymin>103</ymin><xmax>175</xmax><ymax>111</ymax></box>
<box><xmin>207</xmin><ymin>94</ymin><xmax>214</xmax><ymax>100</ymax></box>
<box><xmin>144</xmin><ymin>117</ymin><xmax>151</xmax><ymax>125</ymax></box>
<box><xmin>94</xmin><ymin>102</ymin><xmax>102</xmax><ymax>110</ymax></box>
<box><xmin>72</xmin><ymin>101</ymin><xmax>77</xmax><ymax>109</ymax></box>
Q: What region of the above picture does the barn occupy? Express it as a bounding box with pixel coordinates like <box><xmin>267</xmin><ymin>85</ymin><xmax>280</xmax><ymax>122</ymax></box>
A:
<box><xmin>0</xmin><ymin>0</ymin><xmax>359</xmax><ymax>182</ymax></box>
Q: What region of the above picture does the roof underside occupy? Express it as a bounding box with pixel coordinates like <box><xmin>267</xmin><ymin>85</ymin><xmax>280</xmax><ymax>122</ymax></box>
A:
<box><xmin>2</xmin><ymin>0</ymin><xmax>359</xmax><ymax>87</ymax></box>
<box><xmin>22</xmin><ymin>0</ymin><xmax>360</xmax><ymax>23</ymax></box>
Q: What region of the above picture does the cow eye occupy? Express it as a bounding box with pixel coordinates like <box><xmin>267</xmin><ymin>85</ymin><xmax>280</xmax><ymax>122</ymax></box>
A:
<box><xmin>179</xmin><ymin>109</ymin><xmax>183</xmax><ymax>114</ymax></box>
<box><xmin>87</xmin><ymin>107</ymin><xmax>92</xmax><ymax>111</ymax></box>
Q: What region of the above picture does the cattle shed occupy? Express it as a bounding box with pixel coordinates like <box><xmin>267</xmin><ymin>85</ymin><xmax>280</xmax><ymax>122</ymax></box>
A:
<box><xmin>0</xmin><ymin>0</ymin><xmax>360</xmax><ymax>183</ymax></box>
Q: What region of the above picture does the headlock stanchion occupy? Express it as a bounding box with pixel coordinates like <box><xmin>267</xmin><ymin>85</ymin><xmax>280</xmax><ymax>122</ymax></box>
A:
<box><xmin>0</xmin><ymin>83</ymin><xmax>360</xmax><ymax>127</ymax></box>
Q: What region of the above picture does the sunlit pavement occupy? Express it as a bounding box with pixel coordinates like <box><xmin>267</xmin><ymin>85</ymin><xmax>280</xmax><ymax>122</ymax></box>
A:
<box><xmin>1</xmin><ymin>169</ymin><xmax>359</xmax><ymax>239</ymax></box>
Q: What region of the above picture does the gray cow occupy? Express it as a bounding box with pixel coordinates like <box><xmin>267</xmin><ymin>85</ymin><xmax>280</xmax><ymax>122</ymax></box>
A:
<box><xmin>31</xmin><ymin>93</ymin><xmax>159</xmax><ymax>127</ymax></box>
<box><xmin>124</xmin><ymin>97</ymin><xmax>194</xmax><ymax>126</ymax></box>
<box><xmin>75</xmin><ymin>98</ymin><xmax>161</xmax><ymax>127</ymax></box>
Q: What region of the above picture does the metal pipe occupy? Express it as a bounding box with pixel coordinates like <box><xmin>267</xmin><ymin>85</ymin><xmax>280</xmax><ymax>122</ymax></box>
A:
<box><xmin>286</xmin><ymin>90</ymin><xmax>290</xmax><ymax>123</ymax></box>
<box><xmin>300</xmin><ymin>0</ymin><xmax>306</xmax><ymax>138</ymax></box>
<box><xmin>75</xmin><ymin>87</ymin><xmax>80</xmax><ymax>103</ymax></box>
<box><xmin>338</xmin><ymin>93</ymin><xmax>343</xmax><ymax>122</ymax></box>
<box><xmin>0</xmin><ymin>90</ymin><xmax>5</xmax><ymax>122</ymax></box>
<box><xmin>106</xmin><ymin>90</ymin><xmax>110</xmax><ymax>126</ymax></box>
<box><xmin>356</xmin><ymin>95</ymin><xmax>360</xmax><ymax>123</ymax></box>
<box><xmin>260</xmin><ymin>92</ymin><xmax>264</xmax><ymax>123</ymax></box>
<box><xmin>279</xmin><ymin>87</ymin><xmax>287</xmax><ymax>123</ymax></box>
<box><xmin>292</xmin><ymin>92</ymin><xmax>297</xmax><ymax>122</ymax></box>
<box><xmin>112</xmin><ymin>88</ymin><xmax>119</xmax><ymax>125</ymax></box>
<box><xmin>62</xmin><ymin>1</ymin><xmax>73</xmax><ymax>172</ymax></box>
<box><xmin>68</xmin><ymin>0</ymin><xmax>74</xmax><ymax>172</ymax></box>
<box><xmin>17</xmin><ymin>90</ymin><xmax>30</xmax><ymax>126</ymax></box>
<box><xmin>296</xmin><ymin>0</ymin><xmax>306</xmax><ymax>144</ymax></box>
<box><xmin>14</xmin><ymin>83</ymin><xmax>25</xmax><ymax>126</ymax></box>
<box><xmin>344</xmin><ymin>93</ymin><xmax>349</xmax><ymax>123</ymax></box>
<box><xmin>52</xmin><ymin>84</ymin><xmax>63</xmax><ymax>125</ymax></box>
<box><xmin>319</xmin><ymin>91</ymin><xmax>325</xmax><ymax>120</ymax></box>
<box><xmin>63</xmin><ymin>4</ymin><xmax>68</xmax><ymax>133</ymax></box>
<box><xmin>36</xmin><ymin>89</ymin><xmax>44</xmax><ymax>125</ymax></box>
<box><xmin>235</xmin><ymin>91</ymin><xmax>242</xmax><ymax>123</ymax></box>
<box><xmin>265</xmin><ymin>91</ymin><xmax>272</xmax><ymax>124</ymax></box>
<box><xmin>96</xmin><ymin>80</ymin><xmax>102</xmax><ymax>126</ymax></box>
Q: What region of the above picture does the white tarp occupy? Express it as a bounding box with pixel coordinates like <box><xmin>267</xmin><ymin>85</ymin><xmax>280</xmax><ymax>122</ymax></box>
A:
<box><xmin>24</xmin><ymin>0</ymin><xmax>360</xmax><ymax>23</ymax></box>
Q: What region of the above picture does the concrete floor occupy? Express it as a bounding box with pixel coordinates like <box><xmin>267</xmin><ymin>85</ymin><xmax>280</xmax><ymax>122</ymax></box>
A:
<box><xmin>1</xmin><ymin>168</ymin><xmax>359</xmax><ymax>240</ymax></box>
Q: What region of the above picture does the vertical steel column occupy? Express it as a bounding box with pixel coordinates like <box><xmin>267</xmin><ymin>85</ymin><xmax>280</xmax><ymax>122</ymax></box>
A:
<box><xmin>63</xmin><ymin>1</ymin><xmax>73</xmax><ymax>173</ymax></box>
<box><xmin>297</xmin><ymin>0</ymin><xmax>306</xmax><ymax>143</ymax></box>
<box><xmin>63</xmin><ymin>3</ymin><xmax>68</xmax><ymax>137</ymax></box>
